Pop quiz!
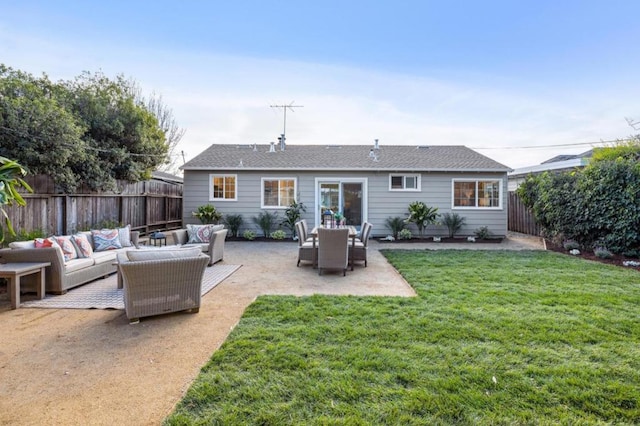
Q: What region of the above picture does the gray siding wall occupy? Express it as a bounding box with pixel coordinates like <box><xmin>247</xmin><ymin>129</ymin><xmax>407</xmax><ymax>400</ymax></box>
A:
<box><xmin>183</xmin><ymin>170</ymin><xmax>508</xmax><ymax>238</ymax></box>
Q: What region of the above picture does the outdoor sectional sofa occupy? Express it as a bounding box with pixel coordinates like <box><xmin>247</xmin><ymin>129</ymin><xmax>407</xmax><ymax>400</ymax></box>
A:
<box><xmin>1</xmin><ymin>228</ymin><xmax>140</xmax><ymax>294</ymax></box>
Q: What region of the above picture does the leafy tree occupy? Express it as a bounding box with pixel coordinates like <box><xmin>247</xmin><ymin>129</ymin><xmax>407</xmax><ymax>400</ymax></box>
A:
<box><xmin>0</xmin><ymin>65</ymin><xmax>174</xmax><ymax>192</ymax></box>
<box><xmin>0</xmin><ymin>157</ymin><xmax>33</xmax><ymax>242</ymax></box>
<box><xmin>405</xmin><ymin>201</ymin><xmax>439</xmax><ymax>239</ymax></box>
<box><xmin>0</xmin><ymin>65</ymin><xmax>86</xmax><ymax>191</ymax></box>
<box><xmin>60</xmin><ymin>71</ymin><xmax>167</xmax><ymax>189</ymax></box>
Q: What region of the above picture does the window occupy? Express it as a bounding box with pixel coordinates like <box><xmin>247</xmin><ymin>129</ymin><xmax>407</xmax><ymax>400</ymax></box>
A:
<box><xmin>262</xmin><ymin>178</ymin><xmax>296</xmax><ymax>208</ymax></box>
<box><xmin>389</xmin><ymin>174</ymin><xmax>421</xmax><ymax>191</ymax></box>
<box><xmin>210</xmin><ymin>174</ymin><xmax>237</xmax><ymax>201</ymax></box>
<box><xmin>453</xmin><ymin>179</ymin><xmax>501</xmax><ymax>208</ymax></box>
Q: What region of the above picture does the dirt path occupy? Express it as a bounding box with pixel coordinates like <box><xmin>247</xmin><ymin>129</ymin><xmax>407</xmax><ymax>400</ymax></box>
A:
<box><xmin>0</xmin><ymin>240</ymin><xmax>424</xmax><ymax>425</ymax></box>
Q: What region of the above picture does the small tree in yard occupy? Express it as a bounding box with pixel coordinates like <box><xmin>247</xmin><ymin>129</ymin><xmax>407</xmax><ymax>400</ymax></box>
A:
<box><xmin>405</xmin><ymin>201</ymin><xmax>439</xmax><ymax>239</ymax></box>
<box><xmin>0</xmin><ymin>157</ymin><xmax>33</xmax><ymax>243</ymax></box>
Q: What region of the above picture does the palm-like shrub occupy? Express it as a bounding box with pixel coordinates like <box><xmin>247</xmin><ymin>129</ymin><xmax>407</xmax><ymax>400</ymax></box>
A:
<box><xmin>252</xmin><ymin>211</ymin><xmax>279</xmax><ymax>238</ymax></box>
<box><xmin>224</xmin><ymin>214</ymin><xmax>243</xmax><ymax>238</ymax></box>
<box><xmin>441</xmin><ymin>212</ymin><xmax>466</xmax><ymax>238</ymax></box>
<box><xmin>385</xmin><ymin>216</ymin><xmax>406</xmax><ymax>240</ymax></box>
<box><xmin>280</xmin><ymin>201</ymin><xmax>306</xmax><ymax>239</ymax></box>
<box><xmin>405</xmin><ymin>201</ymin><xmax>439</xmax><ymax>239</ymax></box>
<box><xmin>0</xmin><ymin>157</ymin><xmax>33</xmax><ymax>243</ymax></box>
<box><xmin>192</xmin><ymin>204</ymin><xmax>222</xmax><ymax>224</ymax></box>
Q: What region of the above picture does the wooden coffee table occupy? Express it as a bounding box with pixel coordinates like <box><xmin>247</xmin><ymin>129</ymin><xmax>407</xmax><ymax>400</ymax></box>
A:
<box><xmin>0</xmin><ymin>262</ymin><xmax>51</xmax><ymax>309</ymax></box>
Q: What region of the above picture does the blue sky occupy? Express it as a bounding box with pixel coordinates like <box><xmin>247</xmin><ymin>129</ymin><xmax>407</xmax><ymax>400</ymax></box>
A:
<box><xmin>2</xmin><ymin>1</ymin><xmax>639</xmax><ymax>169</ymax></box>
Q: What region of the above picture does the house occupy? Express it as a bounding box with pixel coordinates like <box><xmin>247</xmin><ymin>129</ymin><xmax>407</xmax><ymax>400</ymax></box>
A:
<box><xmin>507</xmin><ymin>150</ymin><xmax>592</xmax><ymax>191</ymax></box>
<box><xmin>180</xmin><ymin>141</ymin><xmax>511</xmax><ymax>238</ymax></box>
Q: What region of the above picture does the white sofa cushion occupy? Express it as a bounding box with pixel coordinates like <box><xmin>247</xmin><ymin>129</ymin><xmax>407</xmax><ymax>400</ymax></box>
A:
<box><xmin>64</xmin><ymin>258</ymin><xmax>96</xmax><ymax>273</ymax></box>
<box><xmin>126</xmin><ymin>247</ymin><xmax>202</xmax><ymax>261</ymax></box>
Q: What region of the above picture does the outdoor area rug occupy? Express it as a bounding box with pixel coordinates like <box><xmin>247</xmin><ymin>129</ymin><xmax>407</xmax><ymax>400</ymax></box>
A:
<box><xmin>21</xmin><ymin>264</ymin><xmax>241</xmax><ymax>310</ymax></box>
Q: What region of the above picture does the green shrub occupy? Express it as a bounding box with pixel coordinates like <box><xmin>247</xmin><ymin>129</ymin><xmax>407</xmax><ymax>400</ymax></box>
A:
<box><xmin>594</xmin><ymin>247</ymin><xmax>614</xmax><ymax>259</ymax></box>
<box><xmin>398</xmin><ymin>229</ymin><xmax>412</xmax><ymax>240</ymax></box>
<box><xmin>242</xmin><ymin>230</ymin><xmax>256</xmax><ymax>241</ymax></box>
<box><xmin>192</xmin><ymin>204</ymin><xmax>222</xmax><ymax>224</ymax></box>
<box><xmin>270</xmin><ymin>229</ymin><xmax>286</xmax><ymax>240</ymax></box>
<box><xmin>441</xmin><ymin>212</ymin><xmax>466</xmax><ymax>238</ymax></box>
<box><xmin>518</xmin><ymin>142</ymin><xmax>640</xmax><ymax>255</ymax></box>
<box><xmin>3</xmin><ymin>228</ymin><xmax>45</xmax><ymax>245</ymax></box>
<box><xmin>405</xmin><ymin>201</ymin><xmax>439</xmax><ymax>239</ymax></box>
<box><xmin>474</xmin><ymin>226</ymin><xmax>491</xmax><ymax>240</ymax></box>
<box><xmin>280</xmin><ymin>201</ymin><xmax>306</xmax><ymax>239</ymax></box>
<box><xmin>224</xmin><ymin>214</ymin><xmax>243</xmax><ymax>238</ymax></box>
<box><xmin>563</xmin><ymin>240</ymin><xmax>580</xmax><ymax>251</ymax></box>
<box><xmin>385</xmin><ymin>216</ymin><xmax>406</xmax><ymax>240</ymax></box>
<box><xmin>252</xmin><ymin>211</ymin><xmax>279</xmax><ymax>238</ymax></box>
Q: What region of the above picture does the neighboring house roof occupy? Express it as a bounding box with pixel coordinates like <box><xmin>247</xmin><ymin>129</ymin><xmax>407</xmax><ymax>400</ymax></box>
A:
<box><xmin>182</xmin><ymin>143</ymin><xmax>510</xmax><ymax>172</ymax></box>
<box><xmin>541</xmin><ymin>149</ymin><xmax>593</xmax><ymax>164</ymax></box>
<box><xmin>151</xmin><ymin>170</ymin><xmax>184</xmax><ymax>184</ymax></box>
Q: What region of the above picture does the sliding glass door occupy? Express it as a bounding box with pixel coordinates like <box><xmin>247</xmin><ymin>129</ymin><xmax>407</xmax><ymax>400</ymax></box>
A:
<box><xmin>316</xmin><ymin>179</ymin><xmax>366</xmax><ymax>229</ymax></box>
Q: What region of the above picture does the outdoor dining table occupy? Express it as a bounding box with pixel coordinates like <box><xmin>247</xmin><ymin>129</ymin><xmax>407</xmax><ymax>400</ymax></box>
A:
<box><xmin>309</xmin><ymin>225</ymin><xmax>358</xmax><ymax>271</ymax></box>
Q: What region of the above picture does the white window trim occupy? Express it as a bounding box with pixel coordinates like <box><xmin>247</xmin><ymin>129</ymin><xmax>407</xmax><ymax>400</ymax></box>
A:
<box><xmin>389</xmin><ymin>174</ymin><xmax>421</xmax><ymax>192</ymax></box>
<box><xmin>451</xmin><ymin>178</ymin><xmax>503</xmax><ymax>210</ymax></box>
<box><xmin>209</xmin><ymin>174</ymin><xmax>237</xmax><ymax>202</ymax></box>
<box><xmin>261</xmin><ymin>177</ymin><xmax>297</xmax><ymax>209</ymax></box>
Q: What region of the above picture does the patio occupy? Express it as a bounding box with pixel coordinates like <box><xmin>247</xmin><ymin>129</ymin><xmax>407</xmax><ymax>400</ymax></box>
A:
<box><xmin>0</xmin><ymin>235</ymin><xmax>542</xmax><ymax>425</ymax></box>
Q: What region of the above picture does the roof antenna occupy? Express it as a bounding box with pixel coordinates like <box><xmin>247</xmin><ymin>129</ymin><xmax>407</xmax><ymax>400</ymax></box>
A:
<box><xmin>270</xmin><ymin>101</ymin><xmax>303</xmax><ymax>147</ymax></box>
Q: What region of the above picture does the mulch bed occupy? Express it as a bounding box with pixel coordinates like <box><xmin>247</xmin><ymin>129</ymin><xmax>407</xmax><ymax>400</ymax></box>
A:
<box><xmin>544</xmin><ymin>240</ymin><xmax>640</xmax><ymax>272</ymax></box>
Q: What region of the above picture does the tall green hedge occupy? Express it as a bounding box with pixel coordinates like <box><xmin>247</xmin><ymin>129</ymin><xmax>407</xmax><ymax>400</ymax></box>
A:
<box><xmin>518</xmin><ymin>142</ymin><xmax>640</xmax><ymax>256</ymax></box>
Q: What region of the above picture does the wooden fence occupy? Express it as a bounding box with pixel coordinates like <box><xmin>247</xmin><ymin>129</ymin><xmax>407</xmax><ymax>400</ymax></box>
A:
<box><xmin>4</xmin><ymin>174</ymin><xmax>183</xmax><ymax>237</ymax></box>
<box><xmin>508</xmin><ymin>192</ymin><xmax>541</xmax><ymax>236</ymax></box>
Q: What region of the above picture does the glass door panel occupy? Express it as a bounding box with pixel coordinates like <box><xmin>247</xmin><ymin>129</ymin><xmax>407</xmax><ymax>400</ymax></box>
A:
<box><xmin>319</xmin><ymin>182</ymin><xmax>339</xmax><ymax>226</ymax></box>
<box><xmin>342</xmin><ymin>183</ymin><xmax>362</xmax><ymax>227</ymax></box>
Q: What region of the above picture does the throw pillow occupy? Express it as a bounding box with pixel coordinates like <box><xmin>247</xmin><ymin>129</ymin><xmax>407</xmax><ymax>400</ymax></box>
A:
<box><xmin>91</xmin><ymin>229</ymin><xmax>123</xmax><ymax>251</ymax></box>
<box><xmin>34</xmin><ymin>237</ymin><xmax>59</xmax><ymax>248</ymax></box>
<box><xmin>126</xmin><ymin>247</ymin><xmax>202</xmax><ymax>261</ymax></box>
<box><xmin>118</xmin><ymin>225</ymin><xmax>133</xmax><ymax>247</ymax></box>
<box><xmin>72</xmin><ymin>233</ymin><xmax>94</xmax><ymax>258</ymax></box>
<box><xmin>187</xmin><ymin>224</ymin><xmax>216</xmax><ymax>243</ymax></box>
<box><xmin>54</xmin><ymin>236</ymin><xmax>79</xmax><ymax>261</ymax></box>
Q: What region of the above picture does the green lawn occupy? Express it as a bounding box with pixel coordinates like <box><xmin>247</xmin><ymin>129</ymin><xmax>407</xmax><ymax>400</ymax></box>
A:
<box><xmin>165</xmin><ymin>250</ymin><xmax>640</xmax><ymax>425</ymax></box>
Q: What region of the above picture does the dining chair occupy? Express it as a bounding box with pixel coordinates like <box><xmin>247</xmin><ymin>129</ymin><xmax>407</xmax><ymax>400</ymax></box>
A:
<box><xmin>317</xmin><ymin>227</ymin><xmax>349</xmax><ymax>276</ymax></box>
<box><xmin>295</xmin><ymin>221</ymin><xmax>315</xmax><ymax>266</ymax></box>
<box><xmin>350</xmin><ymin>222</ymin><xmax>373</xmax><ymax>267</ymax></box>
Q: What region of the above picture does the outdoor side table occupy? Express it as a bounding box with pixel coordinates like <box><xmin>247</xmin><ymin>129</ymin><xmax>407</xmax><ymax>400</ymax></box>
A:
<box><xmin>149</xmin><ymin>233</ymin><xmax>167</xmax><ymax>247</ymax></box>
<box><xmin>0</xmin><ymin>262</ymin><xmax>51</xmax><ymax>309</ymax></box>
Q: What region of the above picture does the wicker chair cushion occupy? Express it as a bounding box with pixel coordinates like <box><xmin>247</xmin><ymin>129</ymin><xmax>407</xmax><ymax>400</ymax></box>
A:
<box><xmin>126</xmin><ymin>247</ymin><xmax>202</xmax><ymax>261</ymax></box>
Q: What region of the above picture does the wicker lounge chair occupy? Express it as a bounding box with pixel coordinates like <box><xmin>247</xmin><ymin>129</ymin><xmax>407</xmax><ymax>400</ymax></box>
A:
<box><xmin>317</xmin><ymin>227</ymin><xmax>349</xmax><ymax>276</ymax></box>
<box><xmin>350</xmin><ymin>222</ymin><xmax>373</xmax><ymax>267</ymax></box>
<box><xmin>295</xmin><ymin>221</ymin><xmax>315</xmax><ymax>266</ymax></box>
<box><xmin>118</xmin><ymin>248</ymin><xmax>209</xmax><ymax>323</ymax></box>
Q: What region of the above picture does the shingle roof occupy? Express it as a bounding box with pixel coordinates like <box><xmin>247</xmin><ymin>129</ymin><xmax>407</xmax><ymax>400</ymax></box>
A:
<box><xmin>182</xmin><ymin>143</ymin><xmax>510</xmax><ymax>172</ymax></box>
